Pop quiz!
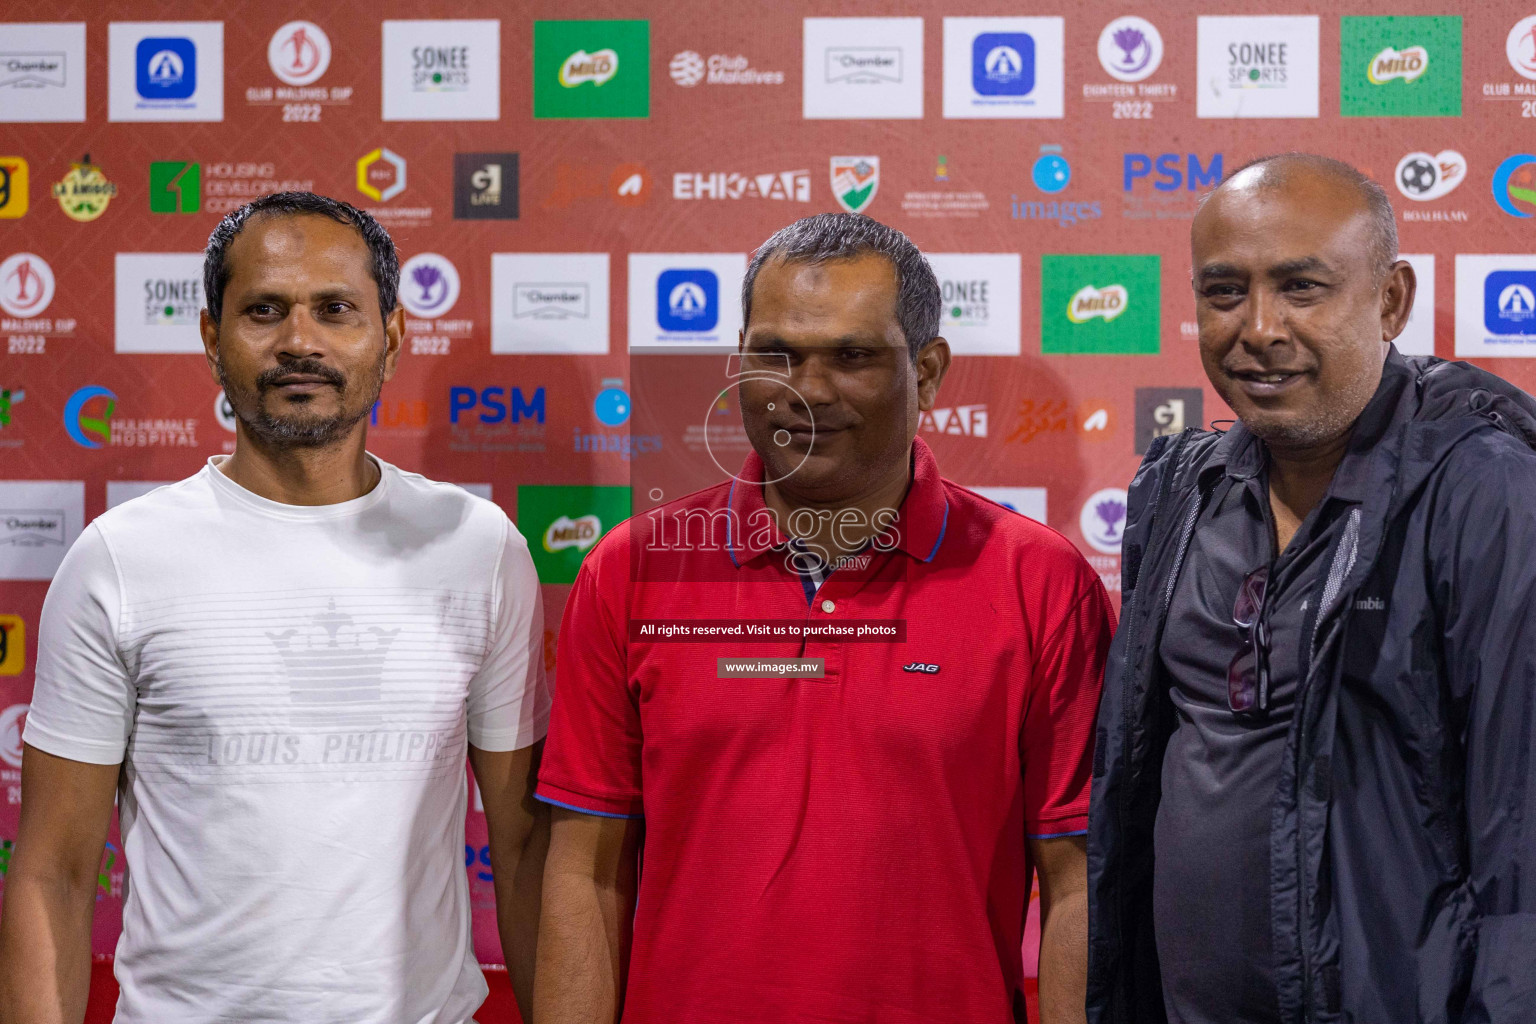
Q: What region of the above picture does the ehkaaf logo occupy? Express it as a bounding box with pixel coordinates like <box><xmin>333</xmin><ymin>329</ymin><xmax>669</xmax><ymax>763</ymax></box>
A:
<box><xmin>919</xmin><ymin>405</ymin><xmax>988</xmax><ymax>437</ymax></box>
<box><xmin>673</xmin><ymin>171</ymin><xmax>810</xmax><ymax>202</ymax></box>
<box><xmin>1123</xmin><ymin>153</ymin><xmax>1223</xmax><ymax>191</ymax></box>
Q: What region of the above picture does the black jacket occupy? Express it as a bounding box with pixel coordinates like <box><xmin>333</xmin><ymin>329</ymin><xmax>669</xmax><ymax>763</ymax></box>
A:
<box><xmin>1087</xmin><ymin>350</ymin><xmax>1536</xmax><ymax>1024</ymax></box>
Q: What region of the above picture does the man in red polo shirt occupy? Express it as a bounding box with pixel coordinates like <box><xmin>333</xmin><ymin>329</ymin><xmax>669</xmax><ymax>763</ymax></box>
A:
<box><xmin>534</xmin><ymin>213</ymin><xmax>1113</xmax><ymax>1024</ymax></box>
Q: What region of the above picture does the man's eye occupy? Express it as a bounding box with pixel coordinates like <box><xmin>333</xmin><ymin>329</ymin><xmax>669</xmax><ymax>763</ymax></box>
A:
<box><xmin>249</xmin><ymin>304</ymin><xmax>279</xmax><ymax>316</ymax></box>
<box><xmin>325</xmin><ymin>302</ymin><xmax>350</xmax><ymax>314</ymax></box>
<box><xmin>1285</xmin><ymin>280</ymin><xmax>1320</xmax><ymax>292</ymax></box>
<box><xmin>1203</xmin><ymin>285</ymin><xmax>1242</xmax><ymax>299</ymax></box>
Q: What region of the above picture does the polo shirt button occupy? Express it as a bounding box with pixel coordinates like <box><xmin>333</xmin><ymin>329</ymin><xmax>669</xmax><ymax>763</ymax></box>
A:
<box><xmin>821</xmin><ymin>599</ymin><xmax>836</xmax><ymax>613</ymax></box>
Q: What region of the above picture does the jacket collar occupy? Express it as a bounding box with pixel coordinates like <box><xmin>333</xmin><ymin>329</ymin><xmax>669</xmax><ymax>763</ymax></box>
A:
<box><xmin>726</xmin><ymin>436</ymin><xmax>949</xmax><ymax>567</ymax></box>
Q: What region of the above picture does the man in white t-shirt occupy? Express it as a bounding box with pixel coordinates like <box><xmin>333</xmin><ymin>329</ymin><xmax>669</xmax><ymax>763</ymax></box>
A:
<box><xmin>0</xmin><ymin>192</ymin><xmax>550</xmax><ymax>1024</ymax></box>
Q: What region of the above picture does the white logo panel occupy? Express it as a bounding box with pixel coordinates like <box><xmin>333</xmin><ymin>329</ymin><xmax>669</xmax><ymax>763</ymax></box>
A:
<box><xmin>114</xmin><ymin>253</ymin><xmax>206</xmax><ymax>354</ymax></box>
<box><xmin>803</xmin><ymin>17</ymin><xmax>924</xmax><ymax>120</ymax></box>
<box><xmin>1196</xmin><ymin>16</ymin><xmax>1319</xmax><ymax>119</ymax></box>
<box><xmin>491</xmin><ymin>253</ymin><xmax>610</xmax><ymax>355</ymax></box>
<box><xmin>381</xmin><ymin>20</ymin><xmax>500</xmax><ymax>121</ymax></box>
<box><xmin>108</xmin><ymin>21</ymin><xmax>224</xmax><ymax>122</ymax></box>
<box><xmin>0</xmin><ymin>22</ymin><xmax>86</xmax><ymax>122</ymax></box>
<box><xmin>0</xmin><ymin>480</ymin><xmax>84</xmax><ymax>581</ymax></box>
<box><xmin>926</xmin><ymin>253</ymin><xmax>1022</xmax><ymax>356</ymax></box>
<box><xmin>1456</xmin><ymin>254</ymin><xmax>1536</xmax><ymax>358</ymax></box>
<box><xmin>627</xmin><ymin>253</ymin><xmax>746</xmax><ymax>353</ymax></box>
<box><xmin>968</xmin><ymin>486</ymin><xmax>1047</xmax><ymax>523</ymax></box>
<box><xmin>942</xmin><ymin>17</ymin><xmax>1064</xmax><ymax>119</ymax></box>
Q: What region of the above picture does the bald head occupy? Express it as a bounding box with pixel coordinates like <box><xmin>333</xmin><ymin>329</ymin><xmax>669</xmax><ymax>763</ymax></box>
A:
<box><xmin>1203</xmin><ymin>155</ymin><xmax>1397</xmax><ymax>281</ymax></box>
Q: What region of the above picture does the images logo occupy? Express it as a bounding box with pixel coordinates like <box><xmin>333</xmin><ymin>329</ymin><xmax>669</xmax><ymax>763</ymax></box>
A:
<box><xmin>1369</xmin><ymin>46</ymin><xmax>1428</xmax><ymax>84</ymax></box>
<box><xmin>137</xmin><ymin>37</ymin><xmax>195</xmax><ymax>100</ymax></box>
<box><xmin>268</xmin><ymin>21</ymin><xmax>330</xmax><ymax>86</ymax></box>
<box><xmin>594</xmin><ymin>385</ymin><xmax>630</xmax><ymax>427</ymax></box>
<box><xmin>149</xmin><ymin>160</ymin><xmax>200</xmax><ymax>213</ymax></box>
<box><xmin>831</xmin><ymin>156</ymin><xmax>879</xmax><ymax>213</ymax></box>
<box><xmin>656</xmin><ymin>269</ymin><xmax>719</xmax><ymax>332</ymax></box>
<box><xmin>1485</xmin><ymin>270</ymin><xmax>1536</xmax><ymax>335</ymax></box>
<box><xmin>1340</xmin><ymin>16</ymin><xmax>1461</xmax><ymax>117</ymax></box>
<box><xmin>0</xmin><ymin>253</ymin><xmax>54</xmax><ymax>317</ymax></box>
<box><xmin>0</xmin><ymin>158</ymin><xmax>27</xmax><ymax>219</ymax></box>
<box><xmin>1041</xmin><ymin>254</ymin><xmax>1161</xmax><ymax>355</ymax></box>
<box><xmin>1395</xmin><ymin>150</ymin><xmax>1463</xmax><ymax>202</ymax></box>
<box><xmin>0</xmin><ymin>618</ymin><xmax>22</xmax><ymax>676</ymax></box>
<box><xmin>1080</xmin><ymin>488</ymin><xmax>1130</xmax><ymax>555</ymax></box>
<box><xmin>534</xmin><ymin>20</ymin><xmax>650</xmax><ymax>118</ymax></box>
<box><xmin>560</xmin><ymin>49</ymin><xmax>618</xmax><ymax>87</ymax></box>
<box><xmin>516</xmin><ymin>485</ymin><xmax>631</xmax><ymax>584</ymax></box>
<box><xmin>972</xmin><ymin>33</ymin><xmax>1033</xmax><ymax>96</ymax></box>
<box><xmin>1492</xmin><ymin>155</ymin><xmax>1536</xmax><ymax>217</ymax></box>
<box><xmin>1098</xmin><ymin>17</ymin><xmax>1162</xmax><ymax>83</ymax></box>
<box><xmin>356</xmin><ymin>147</ymin><xmax>406</xmax><ymax>202</ymax></box>
<box><xmin>1067</xmin><ymin>284</ymin><xmax>1128</xmax><ymax>323</ymax></box>
<box><xmin>399</xmin><ymin>253</ymin><xmax>461</xmax><ymax>317</ymax></box>
<box><xmin>63</xmin><ymin>385</ymin><xmax>116</xmax><ymax>448</ymax></box>
<box><xmin>453</xmin><ymin>153</ymin><xmax>518</xmax><ymax>220</ymax></box>
<box><xmin>52</xmin><ymin>154</ymin><xmax>116</xmax><ymax>221</ymax></box>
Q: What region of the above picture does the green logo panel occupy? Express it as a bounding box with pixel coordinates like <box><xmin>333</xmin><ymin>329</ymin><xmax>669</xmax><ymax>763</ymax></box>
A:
<box><xmin>1041</xmin><ymin>255</ymin><xmax>1161</xmax><ymax>356</ymax></box>
<box><xmin>534</xmin><ymin>20</ymin><xmax>650</xmax><ymax>119</ymax></box>
<box><xmin>1340</xmin><ymin>16</ymin><xmax>1461</xmax><ymax>117</ymax></box>
<box><xmin>517</xmin><ymin>484</ymin><xmax>632</xmax><ymax>584</ymax></box>
<box><xmin>149</xmin><ymin>161</ymin><xmax>200</xmax><ymax>213</ymax></box>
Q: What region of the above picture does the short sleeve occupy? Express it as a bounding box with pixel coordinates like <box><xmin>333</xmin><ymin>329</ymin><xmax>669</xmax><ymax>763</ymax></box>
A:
<box><xmin>535</xmin><ymin>537</ymin><xmax>643</xmax><ymax>818</ymax></box>
<box><xmin>24</xmin><ymin>523</ymin><xmax>135</xmax><ymax>765</ymax></box>
<box><xmin>1022</xmin><ymin>563</ymin><xmax>1115</xmax><ymax>838</ymax></box>
<box><xmin>465</xmin><ymin>517</ymin><xmax>550</xmax><ymax>752</ymax></box>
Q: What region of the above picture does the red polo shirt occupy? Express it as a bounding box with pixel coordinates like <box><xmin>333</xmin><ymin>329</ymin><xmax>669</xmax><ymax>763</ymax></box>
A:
<box><xmin>536</xmin><ymin>438</ymin><xmax>1112</xmax><ymax>1024</ymax></box>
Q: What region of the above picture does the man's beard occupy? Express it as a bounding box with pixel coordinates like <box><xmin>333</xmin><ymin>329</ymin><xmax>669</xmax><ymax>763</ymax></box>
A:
<box><xmin>218</xmin><ymin>353</ymin><xmax>387</xmax><ymax>449</ymax></box>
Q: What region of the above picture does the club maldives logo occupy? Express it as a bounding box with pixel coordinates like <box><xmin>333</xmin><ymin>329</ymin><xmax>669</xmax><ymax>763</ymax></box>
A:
<box><xmin>1492</xmin><ymin>155</ymin><xmax>1536</xmax><ymax>217</ymax></box>
<box><xmin>1098</xmin><ymin>17</ymin><xmax>1162</xmax><ymax>82</ymax></box>
<box><xmin>0</xmin><ymin>253</ymin><xmax>54</xmax><ymax>317</ymax></box>
<box><xmin>1368</xmin><ymin>45</ymin><xmax>1428</xmax><ymax>84</ymax></box>
<box><xmin>52</xmin><ymin>154</ymin><xmax>117</xmax><ymax>221</ymax></box>
<box><xmin>268</xmin><ymin>21</ymin><xmax>330</xmax><ymax>86</ymax></box>
<box><xmin>1396</xmin><ymin>150</ymin><xmax>1464</xmax><ymax>201</ymax></box>
<box><xmin>1080</xmin><ymin>487</ymin><xmax>1129</xmax><ymax>555</ymax></box>
<box><xmin>64</xmin><ymin>385</ymin><xmax>116</xmax><ymax>448</ymax></box>
<box><xmin>398</xmin><ymin>253</ymin><xmax>461</xmax><ymax>317</ymax></box>
<box><xmin>1068</xmin><ymin>284</ymin><xmax>1129</xmax><ymax>323</ymax></box>
<box><xmin>831</xmin><ymin>156</ymin><xmax>879</xmax><ymax>213</ymax></box>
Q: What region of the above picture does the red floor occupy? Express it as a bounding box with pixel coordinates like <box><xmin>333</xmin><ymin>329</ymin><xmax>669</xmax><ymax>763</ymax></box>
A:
<box><xmin>84</xmin><ymin>958</ymin><xmax>1038</xmax><ymax>1022</ymax></box>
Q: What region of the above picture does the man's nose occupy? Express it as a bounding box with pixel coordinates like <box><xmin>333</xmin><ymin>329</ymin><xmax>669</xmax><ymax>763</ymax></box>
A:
<box><xmin>274</xmin><ymin>306</ymin><xmax>326</xmax><ymax>359</ymax></box>
<box><xmin>1240</xmin><ymin>287</ymin><xmax>1290</xmax><ymax>352</ymax></box>
<box><xmin>787</xmin><ymin>351</ymin><xmax>840</xmax><ymax>408</ymax></box>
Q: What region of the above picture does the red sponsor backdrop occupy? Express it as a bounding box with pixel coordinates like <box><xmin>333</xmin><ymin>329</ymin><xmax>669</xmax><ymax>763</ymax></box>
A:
<box><xmin>2</xmin><ymin>1</ymin><xmax>1535</xmax><ymax>1015</ymax></box>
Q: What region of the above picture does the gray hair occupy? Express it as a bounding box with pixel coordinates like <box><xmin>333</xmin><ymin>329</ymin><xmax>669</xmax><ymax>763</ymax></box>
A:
<box><xmin>741</xmin><ymin>213</ymin><xmax>940</xmax><ymax>362</ymax></box>
<box><xmin>1203</xmin><ymin>153</ymin><xmax>1399</xmax><ymax>279</ymax></box>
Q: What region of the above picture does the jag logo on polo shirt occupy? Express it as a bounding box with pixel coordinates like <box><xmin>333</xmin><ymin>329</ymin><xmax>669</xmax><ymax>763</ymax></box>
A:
<box><xmin>902</xmin><ymin>661</ymin><xmax>941</xmax><ymax>674</ymax></box>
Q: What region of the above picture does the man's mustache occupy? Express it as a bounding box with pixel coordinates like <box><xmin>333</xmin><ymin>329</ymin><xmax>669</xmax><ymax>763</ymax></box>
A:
<box><xmin>255</xmin><ymin>360</ymin><xmax>347</xmax><ymax>392</ymax></box>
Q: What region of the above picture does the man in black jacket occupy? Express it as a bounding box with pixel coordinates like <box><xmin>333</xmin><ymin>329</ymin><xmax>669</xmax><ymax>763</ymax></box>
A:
<box><xmin>1087</xmin><ymin>153</ymin><xmax>1536</xmax><ymax>1024</ymax></box>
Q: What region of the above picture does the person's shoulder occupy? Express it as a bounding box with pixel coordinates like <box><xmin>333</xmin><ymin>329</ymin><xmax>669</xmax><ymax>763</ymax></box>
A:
<box><xmin>584</xmin><ymin>477</ymin><xmax>737</xmax><ymax>567</ymax></box>
<box><xmin>1436</xmin><ymin>427</ymin><xmax>1536</xmax><ymax>501</ymax></box>
<box><xmin>91</xmin><ymin>468</ymin><xmax>219</xmax><ymax>543</ymax></box>
<box><xmin>379</xmin><ymin>461</ymin><xmax>511</xmax><ymax>539</ymax></box>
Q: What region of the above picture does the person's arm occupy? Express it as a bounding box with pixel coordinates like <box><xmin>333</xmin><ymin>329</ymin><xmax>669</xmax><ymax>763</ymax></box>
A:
<box><xmin>470</xmin><ymin>741</ymin><xmax>548</xmax><ymax>1021</ymax></box>
<box><xmin>535</xmin><ymin>808</ymin><xmax>642</xmax><ymax>1024</ymax></box>
<box><xmin>1435</xmin><ymin>441</ymin><xmax>1536</xmax><ymax>1022</ymax></box>
<box><xmin>1030</xmin><ymin>834</ymin><xmax>1089</xmax><ymax>1024</ymax></box>
<box><xmin>0</xmin><ymin>746</ymin><xmax>119</xmax><ymax>1024</ymax></box>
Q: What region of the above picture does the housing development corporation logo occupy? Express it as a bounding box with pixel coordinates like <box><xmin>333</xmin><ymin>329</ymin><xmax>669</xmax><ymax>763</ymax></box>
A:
<box><xmin>534</xmin><ymin>20</ymin><xmax>650</xmax><ymax>118</ymax></box>
<box><xmin>268</xmin><ymin>21</ymin><xmax>330</xmax><ymax>86</ymax></box>
<box><xmin>831</xmin><ymin>157</ymin><xmax>879</xmax><ymax>213</ymax></box>
<box><xmin>0</xmin><ymin>253</ymin><xmax>55</xmax><ymax>317</ymax></box>
<box><xmin>1041</xmin><ymin>254</ymin><xmax>1161</xmax><ymax>355</ymax></box>
<box><xmin>149</xmin><ymin>160</ymin><xmax>200</xmax><ymax>213</ymax></box>
<box><xmin>516</xmin><ymin>485</ymin><xmax>630</xmax><ymax>584</ymax></box>
<box><xmin>1492</xmin><ymin>155</ymin><xmax>1536</xmax><ymax>217</ymax></box>
<box><xmin>1340</xmin><ymin>16</ymin><xmax>1461</xmax><ymax>117</ymax></box>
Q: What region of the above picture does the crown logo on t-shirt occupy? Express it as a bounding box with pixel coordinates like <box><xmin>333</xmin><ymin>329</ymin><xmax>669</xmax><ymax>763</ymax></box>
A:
<box><xmin>267</xmin><ymin>599</ymin><xmax>401</xmax><ymax>724</ymax></box>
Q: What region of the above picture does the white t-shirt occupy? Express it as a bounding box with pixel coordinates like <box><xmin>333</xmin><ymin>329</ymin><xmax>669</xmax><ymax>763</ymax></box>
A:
<box><xmin>25</xmin><ymin>456</ymin><xmax>549</xmax><ymax>1024</ymax></box>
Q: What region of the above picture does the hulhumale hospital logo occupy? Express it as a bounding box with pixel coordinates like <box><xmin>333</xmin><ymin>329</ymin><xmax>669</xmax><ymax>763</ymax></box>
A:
<box><xmin>1492</xmin><ymin>154</ymin><xmax>1536</xmax><ymax>217</ymax></box>
<box><xmin>63</xmin><ymin>385</ymin><xmax>116</xmax><ymax>448</ymax></box>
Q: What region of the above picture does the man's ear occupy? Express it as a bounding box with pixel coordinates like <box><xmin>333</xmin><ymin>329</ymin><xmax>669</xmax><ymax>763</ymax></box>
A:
<box><xmin>1380</xmin><ymin>260</ymin><xmax>1416</xmax><ymax>346</ymax></box>
<box><xmin>199</xmin><ymin>308</ymin><xmax>221</xmax><ymax>386</ymax></box>
<box><xmin>915</xmin><ymin>338</ymin><xmax>952</xmax><ymax>412</ymax></box>
<box><xmin>382</xmin><ymin>305</ymin><xmax>405</xmax><ymax>382</ymax></box>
